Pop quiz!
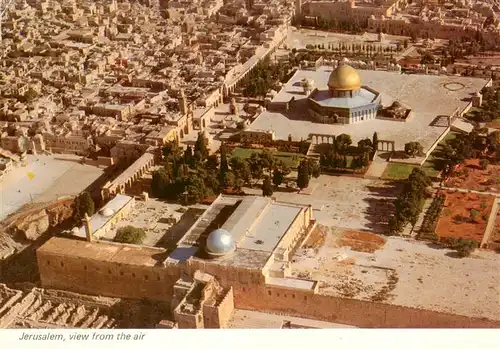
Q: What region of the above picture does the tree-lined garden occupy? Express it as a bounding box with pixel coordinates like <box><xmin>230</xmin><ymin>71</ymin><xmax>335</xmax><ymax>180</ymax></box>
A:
<box><xmin>319</xmin><ymin>133</ymin><xmax>374</xmax><ymax>172</ymax></box>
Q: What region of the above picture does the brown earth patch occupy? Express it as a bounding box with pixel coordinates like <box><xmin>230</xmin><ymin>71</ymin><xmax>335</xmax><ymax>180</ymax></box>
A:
<box><xmin>445</xmin><ymin>159</ymin><xmax>500</xmax><ymax>192</ymax></box>
<box><xmin>436</xmin><ymin>191</ymin><xmax>494</xmax><ymax>243</ymax></box>
<box><xmin>337</xmin><ymin>230</ymin><xmax>386</xmax><ymax>253</ymax></box>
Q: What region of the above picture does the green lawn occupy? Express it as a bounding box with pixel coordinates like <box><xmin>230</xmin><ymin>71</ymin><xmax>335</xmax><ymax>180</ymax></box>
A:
<box><xmin>383</xmin><ymin>131</ymin><xmax>459</xmax><ymax>180</ymax></box>
<box><xmin>231</xmin><ymin>147</ymin><xmax>304</xmax><ymax>168</ymax></box>
<box><xmin>381</xmin><ymin>163</ymin><xmax>419</xmax><ymax>180</ymax></box>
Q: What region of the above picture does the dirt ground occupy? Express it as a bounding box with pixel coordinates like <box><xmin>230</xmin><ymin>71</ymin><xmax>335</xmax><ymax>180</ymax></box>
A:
<box><xmin>292</xmin><ymin>228</ymin><xmax>397</xmax><ymax>301</ymax></box>
<box><xmin>445</xmin><ymin>159</ymin><xmax>500</xmax><ymax>192</ymax></box>
<box><xmin>335</xmin><ymin>230</ymin><xmax>386</xmax><ymax>253</ymax></box>
<box><xmin>436</xmin><ymin>191</ymin><xmax>495</xmax><ymax>243</ymax></box>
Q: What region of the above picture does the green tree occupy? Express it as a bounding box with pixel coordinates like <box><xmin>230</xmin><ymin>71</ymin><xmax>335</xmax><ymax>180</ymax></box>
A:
<box><xmin>248</xmin><ymin>153</ymin><xmax>264</xmax><ymax>183</ymax></box>
<box><xmin>404</xmin><ymin>142</ymin><xmax>424</xmax><ymax>157</ymax></box>
<box><xmin>194</xmin><ymin>132</ymin><xmax>209</xmax><ymax>159</ymax></box>
<box><xmin>335</xmin><ymin>133</ymin><xmax>352</xmax><ymax>154</ymax></box>
<box><xmin>297</xmin><ymin>159</ymin><xmax>310</xmax><ymax>189</ymax></box>
<box><xmin>389</xmin><ymin>168</ymin><xmax>431</xmax><ymax>235</ymax></box>
<box><xmin>184</xmin><ymin>175</ymin><xmax>209</xmax><ymax>204</ymax></box>
<box><xmin>162</xmin><ymin>141</ymin><xmax>182</xmax><ymax>161</ymax></box>
<box><xmin>262</xmin><ymin>176</ymin><xmax>273</xmax><ymax>197</ymax></box>
<box><xmin>220</xmin><ymin>144</ymin><xmax>229</xmax><ymax>175</ymax></box>
<box><xmin>451</xmin><ymin>238</ymin><xmax>478</xmax><ymax>257</ymax></box>
<box><xmin>372</xmin><ymin>132</ymin><xmax>379</xmax><ymax>151</ymax></box>
<box><xmin>470</xmin><ymin>209</ymin><xmax>480</xmax><ymax>222</ymax></box>
<box><xmin>114</xmin><ymin>226</ymin><xmax>146</xmax><ymax>245</ymax></box>
<box><xmin>272</xmin><ymin>168</ymin><xmax>284</xmax><ymax>187</ymax></box>
<box><xmin>308</xmin><ymin>159</ymin><xmax>321</xmax><ymax>178</ymax></box>
<box><xmin>206</xmin><ymin>154</ymin><xmax>219</xmax><ymax>170</ymax></box>
<box><xmin>73</xmin><ymin>192</ymin><xmax>95</xmax><ymax>221</ymax></box>
<box><xmin>230</xmin><ymin>156</ymin><xmax>251</xmax><ymax>184</ymax></box>
<box><xmin>183</xmin><ymin>146</ymin><xmax>194</xmax><ymax>166</ymax></box>
<box><xmin>258</xmin><ymin>149</ymin><xmax>275</xmax><ymax>174</ymax></box>
<box><xmin>151</xmin><ymin>168</ymin><xmax>170</xmax><ymax>198</ymax></box>
<box><xmin>222</xmin><ymin>171</ymin><xmax>236</xmax><ymax>189</ymax></box>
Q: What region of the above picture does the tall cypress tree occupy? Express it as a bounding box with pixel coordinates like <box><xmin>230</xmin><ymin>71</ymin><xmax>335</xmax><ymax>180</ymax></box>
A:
<box><xmin>219</xmin><ymin>143</ymin><xmax>229</xmax><ymax>183</ymax></box>
<box><xmin>297</xmin><ymin>160</ymin><xmax>310</xmax><ymax>190</ymax></box>
<box><xmin>372</xmin><ymin>132</ymin><xmax>379</xmax><ymax>152</ymax></box>
<box><xmin>194</xmin><ymin>132</ymin><xmax>209</xmax><ymax>159</ymax></box>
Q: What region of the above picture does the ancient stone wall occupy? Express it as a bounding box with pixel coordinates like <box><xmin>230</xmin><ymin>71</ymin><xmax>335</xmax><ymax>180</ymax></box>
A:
<box><xmin>217</xmin><ymin>287</ymin><xmax>235</xmax><ymax>328</ymax></box>
<box><xmin>37</xmin><ymin>252</ymin><xmax>181</xmax><ymax>302</ymax></box>
<box><xmin>231</xmin><ymin>283</ymin><xmax>500</xmax><ymax>328</ymax></box>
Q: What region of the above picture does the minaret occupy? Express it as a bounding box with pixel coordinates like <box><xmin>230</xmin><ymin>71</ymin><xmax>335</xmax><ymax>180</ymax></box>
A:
<box><xmin>83</xmin><ymin>213</ymin><xmax>93</xmax><ymax>243</ymax></box>
<box><xmin>178</xmin><ymin>89</ymin><xmax>188</xmax><ymax>115</ymax></box>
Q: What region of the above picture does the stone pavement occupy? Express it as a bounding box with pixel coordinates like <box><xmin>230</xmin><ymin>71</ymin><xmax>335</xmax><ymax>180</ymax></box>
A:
<box><xmin>364</xmin><ymin>154</ymin><xmax>389</xmax><ymax>179</ymax></box>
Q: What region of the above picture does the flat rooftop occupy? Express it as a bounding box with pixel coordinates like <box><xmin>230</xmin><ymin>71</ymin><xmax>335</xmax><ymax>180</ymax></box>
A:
<box><xmin>252</xmin><ymin>67</ymin><xmax>488</xmax><ymax>152</ymax></box>
<box><xmin>236</xmin><ymin>201</ymin><xmax>302</xmax><ymax>253</ymax></box>
<box><xmin>267</xmin><ymin>277</ymin><xmax>317</xmax><ymax>291</ymax></box>
<box><xmin>75</xmin><ymin>194</ymin><xmax>133</xmax><ymax>238</ymax></box>
<box><xmin>167</xmin><ymin>195</ymin><xmax>309</xmax><ymax>269</ymax></box>
<box><xmin>38</xmin><ymin>237</ymin><xmax>164</xmax><ymax>267</ymax></box>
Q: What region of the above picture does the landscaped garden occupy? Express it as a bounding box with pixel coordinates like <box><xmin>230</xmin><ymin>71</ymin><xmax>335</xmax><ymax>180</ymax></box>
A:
<box><xmin>435</xmin><ymin>191</ymin><xmax>495</xmax><ymax>244</ymax></box>
<box><xmin>444</xmin><ymin>159</ymin><xmax>500</xmax><ymax>192</ymax></box>
<box><xmin>231</xmin><ymin>147</ymin><xmax>304</xmax><ymax>169</ymax></box>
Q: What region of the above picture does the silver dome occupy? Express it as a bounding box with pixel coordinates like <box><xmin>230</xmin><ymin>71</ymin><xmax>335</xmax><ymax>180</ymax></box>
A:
<box><xmin>205</xmin><ymin>229</ymin><xmax>235</xmax><ymax>256</ymax></box>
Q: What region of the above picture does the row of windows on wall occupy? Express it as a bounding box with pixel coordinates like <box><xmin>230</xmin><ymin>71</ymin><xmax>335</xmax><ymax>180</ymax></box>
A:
<box><xmin>46</xmin><ymin>260</ymin><xmax>172</xmax><ymax>281</ymax></box>
<box><xmin>266</xmin><ymin>289</ymin><xmax>307</xmax><ymax>301</ymax></box>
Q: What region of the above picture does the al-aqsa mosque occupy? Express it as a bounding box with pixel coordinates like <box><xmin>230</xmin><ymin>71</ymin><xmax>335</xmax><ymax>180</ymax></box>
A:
<box><xmin>306</xmin><ymin>63</ymin><xmax>381</xmax><ymax>124</ymax></box>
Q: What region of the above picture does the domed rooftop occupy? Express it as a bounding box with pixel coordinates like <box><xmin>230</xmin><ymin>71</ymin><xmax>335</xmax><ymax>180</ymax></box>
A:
<box><xmin>205</xmin><ymin>228</ymin><xmax>235</xmax><ymax>256</ymax></box>
<box><xmin>328</xmin><ymin>64</ymin><xmax>361</xmax><ymax>91</ymax></box>
<box><xmin>100</xmin><ymin>208</ymin><xmax>114</xmax><ymax>217</ymax></box>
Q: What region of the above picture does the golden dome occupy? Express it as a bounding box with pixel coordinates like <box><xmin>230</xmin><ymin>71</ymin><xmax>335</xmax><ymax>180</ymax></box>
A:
<box><xmin>328</xmin><ymin>64</ymin><xmax>361</xmax><ymax>91</ymax></box>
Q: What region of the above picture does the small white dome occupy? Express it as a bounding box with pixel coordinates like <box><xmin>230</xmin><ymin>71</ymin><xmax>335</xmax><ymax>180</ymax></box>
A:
<box><xmin>101</xmin><ymin>208</ymin><xmax>114</xmax><ymax>217</ymax></box>
<box><xmin>72</xmin><ymin>227</ymin><xmax>79</xmax><ymax>234</ymax></box>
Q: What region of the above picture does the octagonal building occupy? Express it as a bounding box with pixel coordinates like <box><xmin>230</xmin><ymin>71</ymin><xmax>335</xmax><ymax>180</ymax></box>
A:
<box><xmin>307</xmin><ymin>64</ymin><xmax>381</xmax><ymax>124</ymax></box>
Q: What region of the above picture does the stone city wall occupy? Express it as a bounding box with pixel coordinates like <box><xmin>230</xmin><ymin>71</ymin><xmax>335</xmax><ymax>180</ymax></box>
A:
<box><xmin>231</xmin><ymin>283</ymin><xmax>500</xmax><ymax>328</ymax></box>
<box><xmin>36</xmin><ymin>245</ymin><xmax>500</xmax><ymax>328</ymax></box>
<box><xmin>215</xmin><ymin>287</ymin><xmax>235</xmax><ymax>328</ymax></box>
<box><xmin>37</xmin><ymin>251</ymin><xmax>181</xmax><ymax>302</ymax></box>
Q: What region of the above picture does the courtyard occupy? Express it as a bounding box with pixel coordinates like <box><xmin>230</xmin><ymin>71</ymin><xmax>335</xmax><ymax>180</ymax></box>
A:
<box><xmin>290</xmin><ymin>226</ymin><xmax>500</xmax><ymax>321</ymax></box>
<box><xmin>100</xmin><ymin>198</ymin><xmax>208</xmax><ymax>248</ymax></box>
<box><xmin>0</xmin><ymin>154</ymin><xmax>104</xmax><ymax>221</ymax></box>
<box><xmin>285</xmin><ymin>28</ymin><xmax>408</xmax><ymax>51</ymax></box>
<box><xmin>249</xmin><ymin>67</ymin><xmax>487</xmax><ymax>154</ymax></box>
<box><xmin>245</xmin><ymin>175</ymin><xmax>400</xmax><ymax>233</ymax></box>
